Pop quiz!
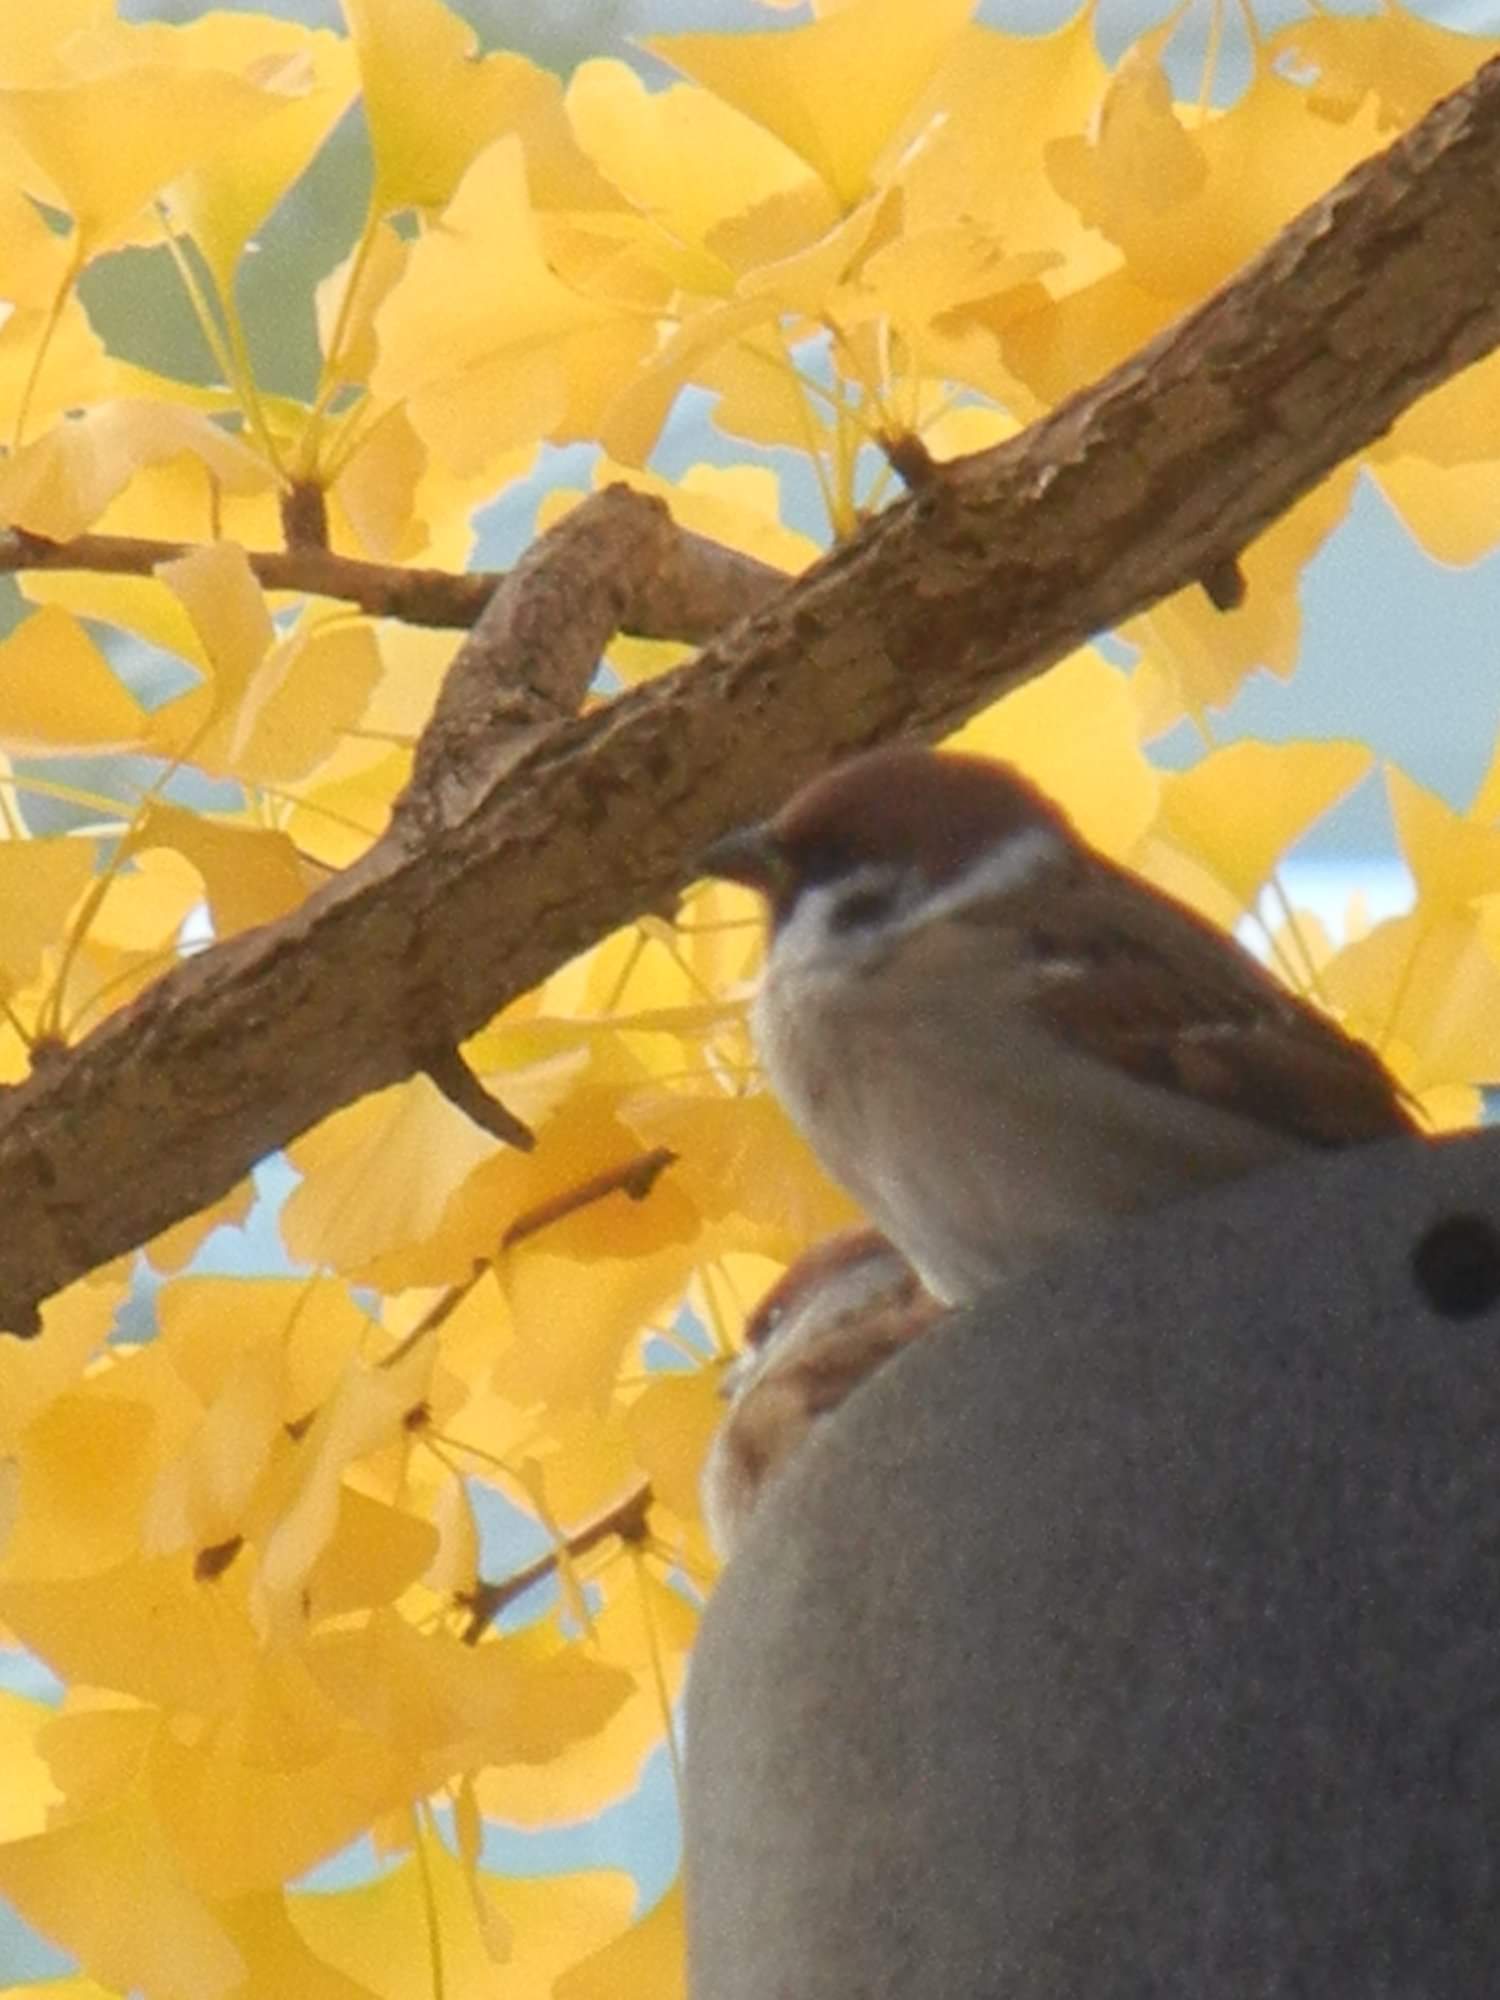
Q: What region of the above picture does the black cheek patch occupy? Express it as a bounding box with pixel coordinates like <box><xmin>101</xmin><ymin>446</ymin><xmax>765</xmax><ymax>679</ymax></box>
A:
<box><xmin>829</xmin><ymin>884</ymin><xmax>901</xmax><ymax>934</ymax></box>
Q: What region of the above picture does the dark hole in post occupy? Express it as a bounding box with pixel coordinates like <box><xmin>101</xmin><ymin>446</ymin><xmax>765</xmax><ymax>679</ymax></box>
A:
<box><xmin>1411</xmin><ymin>1214</ymin><xmax>1500</xmax><ymax>1320</ymax></box>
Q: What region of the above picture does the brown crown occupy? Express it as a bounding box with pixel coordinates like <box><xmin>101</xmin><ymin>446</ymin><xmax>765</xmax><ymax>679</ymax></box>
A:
<box><xmin>770</xmin><ymin>747</ymin><xmax>1069</xmax><ymax>890</ymax></box>
<box><xmin>743</xmin><ymin>1227</ymin><xmax>908</xmax><ymax>1351</ymax></box>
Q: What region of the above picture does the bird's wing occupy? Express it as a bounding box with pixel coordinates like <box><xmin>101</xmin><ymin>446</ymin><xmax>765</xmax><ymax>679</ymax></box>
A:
<box><xmin>953</xmin><ymin>855</ymin><xmax>1418</xmax><ymax>1148</ymax></box>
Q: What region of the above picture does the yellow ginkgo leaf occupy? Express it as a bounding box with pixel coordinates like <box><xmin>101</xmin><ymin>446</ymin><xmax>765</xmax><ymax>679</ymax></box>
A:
<box><xmin>0</xmin><ymin>294</ymin><xmax>112</xmax><ymax>442</ymax></box>
<box><xmin>356</xmin><ymin>619</ymin><xmax>471</xmax><ymax>743</ymax></box>
<box><xmin>599</xmin><ymin>294</ymin><xmax>781</xmax><ymax>466</ymax></box>
<box><xmin>621</xmin><ymin>1086</ymin><xmax>860</xmax><ymax>1260</ymax></box>
<box><xmin>0</xmin><ymin>64</ymin><xmax>284</xmax><ymax>253</ymax></box>
<box><xmin>0</xmin><ymin>1269</ymin><xmax>127</xmax><ymax>1446</ymax></box>
<box><xmin>897</xmin><ymin>11</ymin><xmax>1110</xmax><ymax>259</ymax></box>
<box><xmin>85</xmin><ymin>844</ymin><xmax>204</xmax><ymax>952</ymax></box>
<box><xmin>649</xmin><ymin>0</ymin><xmax>976</xmax><ymax>210</ymax></box>
<box><xmin>624</xmin><ymin>1372</ymin><xmax>721</xmax><ymax>1521</ymax></box>
<box><xmin>1174</xmin><ymin>68</ymin><xmax>1387</xmax><ymax>294</ymax></box>
<box><xmin>1002</xmin><ymin>264</ymin><xmax>1175</xmax><ymax>414</ymax></box>
<box><xmin>0</xmin><ymin>1690</ymin><xmax>63</xmax><ymax>1843</ymax></box>
<box><xmin>372</xmin><ymin>137</ymin><xmax>651</xmax><ymax>472</ymax></box>
<box><xmin>289</xmin><ymin>1822</ymin><xmax>634</xmax><ymax>2000</ymax></box>
<box><xmin>328</xmin><ymin>406</ymin><xmax>437</xmax><ymax>562</ymax></box>
<box><xmin>0</xmin><ymin>837</ymin><xmax>96</xmax><ymax>995</ymax></box>
<box><xmin>0</xmin><ymin>1796</ymin><xmax>245</xmax><ymax>2000</ymax></box>
<box><xmin>156</xmin><ymin>1275</ymin><xmax>369</xmax><ymax>1428</ymax></box>
<box><xmin>422</xmin><ymin>1474</ymin><xmax>480</xmax><ymax>1598</ymax></box>
<box><xmin>0</xmin><ymin>1</ymin><xmax>111</xmax><ymax>84</ymax></box>
<box><xmin>349</xmin><ymin>1053</ymin><xmax>686</xmax><ymax>1294</ymax></box>
<box><xmin>1</xmin><ymin>1386</ymin><xmax>164</xmax><ymax>1581</ymax></box>
<box><xmin>255</xmin><ymin>1344</ymin><xmax>434</xmax><ymax>1614</ymax></box>
<box><xmin>234</xmin><ymin>617</ymin><xmax>383</xmax><ymax>785</ymax></box>
<box><xmin>1387</xmin><ymin>765</ymin><xmax>1500</xmax><ymax>911</ymax></box>
<box><xmin>555</xmin><ymin>1883</ymin><xmax>686</xmax><ymax>2000</ymax></box>
<box><xmin>154</xmin><ymin>537</ymin><xmax>274</xmax><ymax>719</ymax></box>
<box><xmin>0</xmin><ymin>1549</ymin><xmax>255</xmax><ymax>1715</ymax></box>
<box><xmin>1370</xmin><ymin>455</ymin><xmax>1500</xmax><ymax>568</ymax></box>
<box><xmin>283</xmin><ymin>740</ymin><xmax>408</xmax><ymax>871</ymax></box>
<box><xmin>566</xmin><ymin>60</ymin><xmax>810</xmax><ymax>258</ymax></box>
<box><xmin>307</xmin><ymin>1613</ymin><xmax>634</xmax><ymax>1781</ymax></box>
<box><xmin>1374</xmin><ymin>346</ymin><xmax>1500</xmax><ymax>471</ymax></box>
<box><xmin>145</xmin><ymin>1179</ymin><xmax>257</xmax><ymax>1277</ymax></box>
<box><xmin>1266</xmin><ymin>5</ymin><xmax>1497</xmax><ymax>133</ymax></box>
<box><xmin>737</xmin><ymin>181</ymin><xmax>902</xmax><ymax>322</ymax></box>
<box><xmin>1045</xmin><ymin>22</ymin><xmax>1206</xmax><ymax>263</ymax></box>
<box><xmin>502</xmin><ymin>1230</ymin><xmax>700</xmax><ymax>1413</ymax></box>
<box><xmin>315</xmin><ymin>220</ymin><xmax>411</xmax><ymax>398</ymax></box>
<box><xmin>490</xmin><ymin>1411</ymin><xmax>642</xmax><ymax>1534</ymax></box>
<box><xmin>0</xmin><ymin>182</ymin><xmax>75</xmax><ymax>308</ymax></box>
<box><xmin>1323</xmin><ymin>908</ymin><xmax>1500</xmax><ymax>1095</ymax></box>
<box><xmin>148</xmin><ymin>563</ymin><xmax>378</xmax><ymax>786</ymax></box>
<box><xmin>848</xmin><ymin>225</ymin><xmax>1058</xmax><ymax>385</ymax></box>
<box><xmin>217</xmin><ymin>1891</ymin><xmax>382</xmax><ymax>2000</ymax></box>
<box><xmin>38</xmin><ymin>1698</ymin><xmax>159</xmax><ymax>1817</ymax></box>
<box><xmin>1369</xmin><ymin>346</ymin><xmax>1500</xmax><ymax>562</ymax></box>
<box><xmin>345</xmin><ymin>0</ymin><xmax>603</xmax><ymax>214</ymax></box>
<box><xmin>146</xmin><ymin>16</ymin><xmax>359</xmax><ymax>293</ymax></box>
<box><xmin>1154</xmin><ymin>740</ymin><xmax>1374</xmax><ymax>912</ymax></box>
<box><xmin>146</xmin><ymin>1667</ymin><xmax>401</xmax><ymax>1902</ymax></box>
<box><xmin>0</xmin><ymin>402</ymin><xmax>269</xmax><ymax>544</ymax></box>
<box><xmin>137</xmin><ymin>805</ymin><xmax>312</xmax><ymax>936</ymax></box>
<box><xmin>304</xmin><ymin>1488</ymin><xmax>440</xmax><ymax>1621</ymax></box>
<box><xmin>85</xmin><ymin>419</ymin><xmax>285</xmax><ymax>552</ymax></box>
<box><xmin>950</xmin><ymin>650</ymin><xmax>1159</xmax><ymax>859</ymax></box>
<box><xmin>39</xmin><ymin>844</ymin><xmax>206</xmax><ymax>1042</ymax></box>
<box><xmin>1465</xmin><ymin>729</ymin><xmax>1500</xmax><ymax>829</ymax></box>
<box><xmin>0</xmin><ymin>606</ymin><xmax>147</xmax><ymax>754</ymax></box>
<box><xmin>1122</xmin><ymin>466</ymin><xmax>1360</xmax><ymax>720</ymax></box>
<box><xmin>21</xmin><ymin>568</ymin><xmax>213</xmax><ymax>667</ymax></box>
<box><xmin>140</xmin><ymin>1340</ymin><xmax>284</xmax><ymax>1556</ymax></box>
<box><xmin>473</xmin><ymin>1570</ymin><xmax>697</xmax><ymax>1828</ymax></box>
<box><xmin>1128</xmin><ymin>829</ymin><xmax>1245</xmax><ymax>936</ymax></box>
<box><xmin>281</xmin><ymin>1076</ymin><xmax>504</xmax><ymax>1277</ymax></box>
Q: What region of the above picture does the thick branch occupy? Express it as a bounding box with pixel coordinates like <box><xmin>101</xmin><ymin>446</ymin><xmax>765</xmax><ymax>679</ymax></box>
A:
<box><xmin>3</xmin><ymin>54</ymin><xmax>1500</xmax><ymax>1333</ymax></box>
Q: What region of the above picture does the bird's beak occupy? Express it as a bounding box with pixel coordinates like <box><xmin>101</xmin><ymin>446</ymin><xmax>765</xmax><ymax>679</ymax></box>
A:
<box><xmin>698</xmin><ymin>823</ymin><xmax>785</xmax><ymax>895</ymax></box>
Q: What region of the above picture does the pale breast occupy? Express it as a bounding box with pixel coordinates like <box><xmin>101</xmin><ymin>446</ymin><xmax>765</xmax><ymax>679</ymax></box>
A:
<box><xmin>752</xmin><ymin>929</ymin><xmax>1305</xmax><ymax>1306</ymax></box>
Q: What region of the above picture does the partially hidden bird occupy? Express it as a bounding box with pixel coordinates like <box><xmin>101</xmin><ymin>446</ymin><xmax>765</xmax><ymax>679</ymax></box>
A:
<box><xmin>701</xmin><ymin>1227</ymin><xmax>943</xmax><ymax>1557</ymax></box>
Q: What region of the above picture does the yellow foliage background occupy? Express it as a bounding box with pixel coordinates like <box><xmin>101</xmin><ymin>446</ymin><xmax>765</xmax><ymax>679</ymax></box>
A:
<box><xmin>0</xmin><ymin>0</ymin><xmax>1498</xmax><ymax>1992</ymax></box>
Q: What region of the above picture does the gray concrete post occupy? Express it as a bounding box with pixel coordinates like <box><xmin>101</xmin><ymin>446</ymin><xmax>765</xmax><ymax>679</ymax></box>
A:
<box><xmin>685</xmin><ymin>1129</ymin><xmax>1500</xmax><ymax>1997</ymax></box>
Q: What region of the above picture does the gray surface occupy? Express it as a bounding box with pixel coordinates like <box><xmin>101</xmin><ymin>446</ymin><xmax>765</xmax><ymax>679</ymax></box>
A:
<box><xmin>685</xmin><ymin>1128</ymin><xmax>1500</xmax><ymax>1997</ymax></box>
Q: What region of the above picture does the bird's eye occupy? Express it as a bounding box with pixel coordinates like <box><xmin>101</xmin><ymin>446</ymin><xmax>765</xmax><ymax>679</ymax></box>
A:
<box><xmin>746</xmin><ymin>1301</ymin><xmax>786</xmax><ymax>1349</ymax></box>
<box><xmin>829</xmin><ymin>883</ymin><xmax>898</xmax><ymax>933</ymax></box>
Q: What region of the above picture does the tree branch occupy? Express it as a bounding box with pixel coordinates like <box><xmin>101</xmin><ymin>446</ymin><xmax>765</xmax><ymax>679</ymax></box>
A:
<box><xmin>3</xmin><ymin>54</ymin><xmax>1500</xmax><ymax>1333</ymax></box>
<box><xmin>457</xmin><ymin>1482</ymin><xmax>655</xmax><ymax>1645</ymax></box>
<box><xmin>0</xmin><ymin>520</ymin><xmax>786</xmax><ymax>643</ymax></box>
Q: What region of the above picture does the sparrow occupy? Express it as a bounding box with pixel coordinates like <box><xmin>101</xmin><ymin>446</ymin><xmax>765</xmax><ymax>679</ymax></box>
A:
<box><xmin>702</xmin><ymin>746</ymin><xmax>1418</xmax><ymax>1306</ymax></box>
<box><xmin>701</xmin><ymin>1228</ymin><xmax>944</xmax><ymax>1559</ymax></box>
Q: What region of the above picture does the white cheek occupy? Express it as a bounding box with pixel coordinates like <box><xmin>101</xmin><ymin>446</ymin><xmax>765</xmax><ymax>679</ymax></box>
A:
<box><xmin>917</xmin><ymin>826</ymin><xmax>1064</xmax><ymax>922</ymax></box>
<box><xmin>750</xmin><ymin>874</ymin><xmax>899</xmax><ymax>1112</ymax></box>
<box><xmin>765</xmin><ymin>876</ymin><xmax>894</xmax><ymax>988</ymax></box>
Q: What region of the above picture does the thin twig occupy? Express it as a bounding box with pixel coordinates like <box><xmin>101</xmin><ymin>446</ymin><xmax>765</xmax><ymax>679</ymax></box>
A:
<box><xmin>0</xmin><ymin>516</ymin><xmax>787</xmax><ymax>641</ymax></box>
<box><xmin>459</xmin><ymin>1481</ymin><xmax>654</xmax><ymax>1643</ymax></box>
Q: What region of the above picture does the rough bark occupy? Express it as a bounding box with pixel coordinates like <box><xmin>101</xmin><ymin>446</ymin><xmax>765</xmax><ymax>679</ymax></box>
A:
<box><xmin>3</xmin><ymin>54</ymin><xmax>1500</xmax><ymax>1334</ymax></box>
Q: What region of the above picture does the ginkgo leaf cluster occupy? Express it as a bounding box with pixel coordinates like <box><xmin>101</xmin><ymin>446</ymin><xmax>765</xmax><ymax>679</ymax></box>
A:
<box><xmin>0</xmin><ymin>0</ymin><xmax>1497</xmax><ymax>1994</ymax></box>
